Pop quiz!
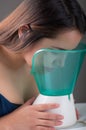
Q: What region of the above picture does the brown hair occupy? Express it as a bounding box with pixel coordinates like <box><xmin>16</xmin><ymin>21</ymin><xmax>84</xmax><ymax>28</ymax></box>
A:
<box><xmin>0</xmin><ymin>0</ymin><xmax>86</xmax><ymax>52</ymax></box>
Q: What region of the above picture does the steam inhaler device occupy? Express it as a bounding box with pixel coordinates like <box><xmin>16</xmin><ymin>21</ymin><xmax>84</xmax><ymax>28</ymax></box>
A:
<box><xmin>31</xmin><ymin>43</ymin><xmax>86</xmax><ymax>128</ymax></box>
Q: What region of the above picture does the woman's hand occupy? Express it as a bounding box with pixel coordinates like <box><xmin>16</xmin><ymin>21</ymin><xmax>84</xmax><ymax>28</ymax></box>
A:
<box><xmin>76</xmin><ymin>108</ymin><xmax>79</xmax><ymax>120</ymax></box>
<box><xmin>6</xmin><ymin>97</ymin><xmax>64</xmax><ymax>130</ymax></box>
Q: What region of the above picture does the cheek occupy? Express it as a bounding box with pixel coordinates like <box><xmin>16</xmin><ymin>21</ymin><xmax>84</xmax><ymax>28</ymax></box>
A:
<box><xmin>23</xmin><ymin>44</ymin><xmax>45</xmax><ymax>67</ymax></box>
<box><xmin>67</xmin><ymin>41</ymin><xmax>80</xmax><ymax>49</ymax></box>
<box><xmin>68</xmin><ymin>39</ymin><xmax>81</xmax><ymax>49</ymax></box>
<box><xmin>67</xmin><ymin>33</ymin><xmax>83</xmax><ymax>49</ymax></box>
<box><xmin>25</xmin><ymin>57</ymin><xmax>32</xmax><ymax>66</ymax></box>
<box><xmin>24</xmin><ymin>52</ymin><xmax>33</xmax><ymax>67</ymax></box>
<box><xmin>63</xmin><ymin>37</ymin><xmax>82</xmax><ymax>50</ymax></box>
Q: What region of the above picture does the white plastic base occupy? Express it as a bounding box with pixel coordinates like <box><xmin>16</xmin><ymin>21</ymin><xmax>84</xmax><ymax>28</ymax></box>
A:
<box><xmin>33</xmin><ymin>94</ymin><xmax>77</xmax><ymax>128</ymax></box>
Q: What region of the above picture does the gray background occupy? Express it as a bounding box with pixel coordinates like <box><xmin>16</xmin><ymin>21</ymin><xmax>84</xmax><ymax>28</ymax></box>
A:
<box><xmin>0</xmin><ymin>0</ymin><xmax>86</xmax><ymax>103</ymax></box>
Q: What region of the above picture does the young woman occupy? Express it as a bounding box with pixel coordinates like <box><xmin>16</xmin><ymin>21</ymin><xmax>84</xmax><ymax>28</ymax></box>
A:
<box><xmin>0</xmin><ymin>0</ymin><xmax>86</xmax><ymax>130</ymax></box>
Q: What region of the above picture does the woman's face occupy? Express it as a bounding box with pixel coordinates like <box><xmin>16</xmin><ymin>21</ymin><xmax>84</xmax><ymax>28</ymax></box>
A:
<box><xmin>23</xmin><ymin>29</ymin><xmax>83</xmax><ymax>67</ymax></box>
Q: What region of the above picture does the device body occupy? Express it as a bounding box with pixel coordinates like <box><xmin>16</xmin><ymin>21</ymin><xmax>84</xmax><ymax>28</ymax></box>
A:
<box><xmin>31</xmin><ymin>43</ymin><xmax>86</xmax><ymax>128</ymax></box>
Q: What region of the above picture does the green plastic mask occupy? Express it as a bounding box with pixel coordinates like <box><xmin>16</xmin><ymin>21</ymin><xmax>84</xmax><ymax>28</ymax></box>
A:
<box><xmin>31</xmin><ymin>43</ymin><xmax>86</xmax><ymax>96</ymax></box>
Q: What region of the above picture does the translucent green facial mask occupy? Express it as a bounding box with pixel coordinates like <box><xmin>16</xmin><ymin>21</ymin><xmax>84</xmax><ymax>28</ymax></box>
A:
<box><xmin>31</xmin><ymin>43</ymin><xmax>86</xmax><ymax>96</ymax></box>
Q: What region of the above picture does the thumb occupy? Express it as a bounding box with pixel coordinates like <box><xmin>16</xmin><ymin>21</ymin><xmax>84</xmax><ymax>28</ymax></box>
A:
<box><xmin>23</xmin><ymin>97</ymin><xmax>36</xmax><ymax>106</ymax></box>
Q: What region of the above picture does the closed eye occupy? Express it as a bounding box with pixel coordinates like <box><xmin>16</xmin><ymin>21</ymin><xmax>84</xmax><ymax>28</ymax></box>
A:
<box><xmin>51</xmin><ymin>46</ymin><xmax>65</xmax><ymax>50</ymax></box>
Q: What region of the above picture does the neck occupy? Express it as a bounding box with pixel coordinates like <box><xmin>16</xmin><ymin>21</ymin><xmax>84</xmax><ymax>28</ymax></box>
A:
<box><xmin>0</xmin><ymin>46</ymin><xmax>25</xmax><ymax>70</ymax></box>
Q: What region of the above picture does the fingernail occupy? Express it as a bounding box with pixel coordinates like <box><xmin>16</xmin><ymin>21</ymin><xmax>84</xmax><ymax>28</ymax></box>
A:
<box><xmin>57</xmin><ymin>115</ymin><xmax>64</xmax><ymax>120</ymax></box>
<box><xmin>56</xmin><ymin>121</ymin><xmax>63</xmax><ymax>126</ymax></box>
<box><xmin>54</xmin><ymin>104</ymin><xmax>60</xmax><ymax>107</ymax></box>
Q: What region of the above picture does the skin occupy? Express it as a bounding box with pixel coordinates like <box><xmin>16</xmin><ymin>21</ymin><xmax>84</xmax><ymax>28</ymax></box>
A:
<box><xmin>22</xmin><ymin>29</ymin><xmax>83</xmax><ymax>67</ymax></box>
<box><xmin>0</xmin><ymin>27</ymin><xmax>82</xmax><ymax>130</ymax></box>
<box><xmin>18</xmin><ymin>26</ymin><xmax>82</xmax><ymax>130</ymax></box>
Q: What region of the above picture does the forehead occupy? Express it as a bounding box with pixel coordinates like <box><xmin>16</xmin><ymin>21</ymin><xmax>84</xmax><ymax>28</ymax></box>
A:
<box><xmin>23</xmin><ymin>29</ymin><xmax>83</xmax><ymax>66</ymax></box>
<box><xmin>24</xmin><ymin>29</ymin><xmax>83</xmax><ymax>54</ymax></box>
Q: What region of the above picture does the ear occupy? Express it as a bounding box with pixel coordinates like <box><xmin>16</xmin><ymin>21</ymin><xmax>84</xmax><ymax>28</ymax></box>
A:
<box><xmin>18</xmin><ymin>24</ymin><xmax>30</xmax><ymax>39</ymax></box>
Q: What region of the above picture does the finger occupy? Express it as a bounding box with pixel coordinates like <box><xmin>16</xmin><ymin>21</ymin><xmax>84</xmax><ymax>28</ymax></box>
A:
<box><xmin>37</xmin><ymin>119</ymin><xmax>62</xmax><ymax>127</ymax></box>
<box><xmin>23</xmin><ymin>97</ymin><xmax>36</xmax><ymax>106</ymax></box>
<box><xmin>36</xmin><ymin>126</ymin><xmax>55</xmax><ymax>130</ymax></box>
<box><xmin>76</xmin><ymin>108</ymin><xmax>79</xmax><ymax>120</ymax></box>
<box><xmin>37</xmin><ymin>112</ymin><xmax>64</xmax><ymax>120</ymax></box>
<box><xmin>33</xmin><ymin>104</ymin><xmax>60</xmax><ymax>111</ymax></box>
